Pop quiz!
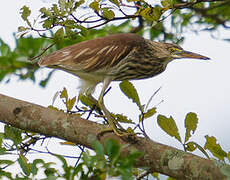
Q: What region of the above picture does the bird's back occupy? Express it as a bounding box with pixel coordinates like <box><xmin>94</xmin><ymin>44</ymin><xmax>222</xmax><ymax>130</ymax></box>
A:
<box><xmin>38</xmin><ymin>33</ymin><xmax>146</xmax><ymax>73</ymax></box>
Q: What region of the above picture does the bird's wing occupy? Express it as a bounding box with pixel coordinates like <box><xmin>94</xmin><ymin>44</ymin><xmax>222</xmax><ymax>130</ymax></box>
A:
<box><xmin>38</xmin><ymin>33</ymin><xmax>145</xmax><ymax>72</ymax></box>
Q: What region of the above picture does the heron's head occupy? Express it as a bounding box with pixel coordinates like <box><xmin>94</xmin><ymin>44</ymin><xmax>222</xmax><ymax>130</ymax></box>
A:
<box><xmin>164</xmin><ymin>43</ymin><xmax>210</xmax><ymax>60</ymax></box>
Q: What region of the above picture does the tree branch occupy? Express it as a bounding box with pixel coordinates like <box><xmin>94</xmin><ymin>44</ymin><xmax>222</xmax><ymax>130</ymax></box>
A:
<box><xmin>0</xmin><ymin>93</ymin><xmax>229</xmax><ymax>179</ymax></box>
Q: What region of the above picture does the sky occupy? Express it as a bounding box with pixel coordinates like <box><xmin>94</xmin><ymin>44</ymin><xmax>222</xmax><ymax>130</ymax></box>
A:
<box><xmin>0</xmin><ymin>0</ymin><xmax>230</xmax><ymax>178</ymax></box>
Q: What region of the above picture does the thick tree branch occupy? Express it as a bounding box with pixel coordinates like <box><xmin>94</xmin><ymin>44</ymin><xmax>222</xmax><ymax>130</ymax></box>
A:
<box><xmin>0</xmin><ymin>93</ymin><xmax>229</xmax><ymax>179</ymax></box>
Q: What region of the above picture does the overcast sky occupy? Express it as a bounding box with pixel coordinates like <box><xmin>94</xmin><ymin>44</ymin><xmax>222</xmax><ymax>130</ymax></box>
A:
<box><xmin>0</xmin><ymin>0</ymin><xmax>230</xmax><ymax>172</ymax></box>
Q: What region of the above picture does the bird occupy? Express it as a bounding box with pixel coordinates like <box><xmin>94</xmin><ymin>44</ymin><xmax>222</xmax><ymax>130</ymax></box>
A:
<box><xmin>38</xmin><ymin>33</ymin><xmax>210</xmax><ymax>135</ymax></box>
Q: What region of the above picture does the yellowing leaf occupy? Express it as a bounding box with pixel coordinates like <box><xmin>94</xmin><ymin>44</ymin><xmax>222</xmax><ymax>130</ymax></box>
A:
<box><xmin>119</xmin><ymin>81</ymin><xmax>142</xmax><ymax>111</ymax></box>
<box><xmin>204</xmin><ymin>136</ymin><xmax>227</xmax><ymax>161</ymax></box>
<box><xmin>60</xmin><ymin>141</ymin><xmax>76</xmax><ymax>146</ymax></box>
<box><xmin>184</xmin><ymin>112</ymin><xmax>198</xmax><ymax>142</ymax></box>
<box><xmin>157</xmin><ymin>115</ymin><xmax>181</xmax><ymax>142</ymax></box>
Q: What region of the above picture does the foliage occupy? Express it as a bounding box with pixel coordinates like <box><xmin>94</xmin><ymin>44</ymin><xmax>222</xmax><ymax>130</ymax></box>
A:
<box><xmin>1</xmin><ymin>0</ymin><xmax>230</xmax><ymax>84</ymax></box>
<box><xmin>18</xmin><ymin>0</ymin><xmax>230</xmax><ymax>42</ymax></box>
<box><xmin>1</xmin><ymin>82</ymin><xmax>230</xmax><ymax>179</ymax></box>
<box><xmin>1</xmin><ymin>0</ymin><xmax>230</xmax><ymax>179</ymax></box>
<box><xmin>0</xmin><ymin>124</ymin><xmax>142</xmax><ymax>179</ymax></box>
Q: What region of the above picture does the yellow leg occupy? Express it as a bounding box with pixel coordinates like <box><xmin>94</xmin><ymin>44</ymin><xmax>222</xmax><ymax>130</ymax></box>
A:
<box><xmin>97</xmin><ymin>78</ymin><xmax>130</xmax><ymax>136</ymax></box>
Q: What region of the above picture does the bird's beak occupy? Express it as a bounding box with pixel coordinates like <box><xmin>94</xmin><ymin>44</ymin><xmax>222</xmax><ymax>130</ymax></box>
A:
<box><xmin>178</xmin><ymin>50</ymin><xmax>210</xmax><ymax>60</ymax></box>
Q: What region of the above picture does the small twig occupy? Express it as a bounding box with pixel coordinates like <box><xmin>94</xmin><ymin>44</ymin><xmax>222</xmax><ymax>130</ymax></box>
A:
<box><xmin>145</xmin><ymin>87</ymin><xmax>161</xmax><ymax>112</ymax></box>
<box><xmin>29</xmin><ymin>42</ymin><xmax>55</xmax><ymax>62</ymax></box>
<box><xmin>74</xmin><ymin>145</ymin><xmax>85</xmax><ymax>167</ymax></box>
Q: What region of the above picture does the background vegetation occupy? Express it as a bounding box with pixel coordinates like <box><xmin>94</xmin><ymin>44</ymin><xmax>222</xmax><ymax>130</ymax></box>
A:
<box><xmin>0</xmin><ymin>0</ymin><xmax>230</xmax><ymax>179</ymax></box>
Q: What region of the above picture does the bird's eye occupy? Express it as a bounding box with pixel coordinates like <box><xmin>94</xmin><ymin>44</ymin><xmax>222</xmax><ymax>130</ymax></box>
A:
<box><xmin>169</xmin><ymin>47</ymin><xmax>182</xmax><ymax>54</ymax></box>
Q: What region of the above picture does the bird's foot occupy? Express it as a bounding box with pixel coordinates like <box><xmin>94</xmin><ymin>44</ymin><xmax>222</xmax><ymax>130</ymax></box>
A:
<box><xmin>97</xmin><ymin>126</ymin><xmax>135</xmax><ymax>139</ymax></box>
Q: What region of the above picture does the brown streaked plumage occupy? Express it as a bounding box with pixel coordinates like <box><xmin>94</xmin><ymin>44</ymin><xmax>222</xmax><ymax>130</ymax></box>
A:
<box><xmin>38</xmin><ymin>33</ymin><xmax>209</xmax><ymax>95</ymax></box>
<box><xmin>38</xmin><ymin>33</ymin><xmax>210</xmax><ymax>135</ymax></box>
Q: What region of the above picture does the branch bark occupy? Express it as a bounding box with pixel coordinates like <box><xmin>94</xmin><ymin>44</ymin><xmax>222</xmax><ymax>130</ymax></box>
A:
<box><xmin>0</xmin><ymin>93</ymin><xmax>229</xmax><ymax>179</ymax></box>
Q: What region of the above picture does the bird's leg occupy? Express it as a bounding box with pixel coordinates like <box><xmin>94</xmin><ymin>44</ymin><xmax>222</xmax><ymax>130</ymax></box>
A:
<box><xmin>97</xmin><ymin>78</ymin><xmax>128</xmax><ymax>136</ymax></box>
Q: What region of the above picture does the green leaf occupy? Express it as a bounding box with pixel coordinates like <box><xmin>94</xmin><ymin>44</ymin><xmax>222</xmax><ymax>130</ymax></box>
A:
<box><xmin>18</xmin><ymin>154</ymin><xmax>31</xmax><ymax>176</ymax></box>
<box><xmin>65</xmin><ymin>27</ymin><xmax>78</xmax><ymax>39</ymax></box>
<box><xmin>79</xmin><ymin>94</ymin><xmax>96</xmax><ymax>109</ymax></box>
<box><xmin>42</xmin><ymin>19</ymin><xmax>53</xmax><ymax>29</ymax></box>
<box><xmin>92</xmin><ymin>141</ymin><xmax>105</xmax><ymax>158</ymax></box>
<box><xmin>185</xmin><ymin>142</ymin><xmax>197</xmax><ymax>152</ymax></box>
<box><xmin>105</xmin><ymin>139</ymin><xmax>120</xmax><ymax>165</ymax></box>
<box><xmin>39</xmin><ymin>70</ymin><xmax>54</xmax><ymax>87</ymax></box>
<box><xmin>76</xmin><ymin>25</ymin><xmax>88</xmax><ymax>37</ymax></box>
<box><xmin>89</xmin><ymin>1</ymin><xmax>100</xmax><ymax>12</ymax></box>
<box><xmin>184</xmin><ymin>112</ymin><xmax>198</xmax><ymax>142</ymax></box>
<box><xmin>31</xmin><ymin>159</ymin><xmax>45</xmax><ymax>175</ymax></box>
<box><xmin>109</xmin><ymin>0</ymin><xmax>120</xmax><ymax>7</ymax></box>
<box><xmin>119</xmin><ymin>81</ymin><xmax>142</xmax><ymax>111</ymax></box>
<box><xmin>138</xmin><ymin>6</ymin><xmax>162</xmax><ymax>21</ymax></box>
<box><xmin>142</xmin><ymin>107</ymin><xmax>156</xmax><ymax>120</ymax></box>
<box><xmin>112</xmin><ymin>113</ymin><xmax>134</xmax><ymax>124</ymax></box>
<box><xmin>0</xmin><ymin>39</ymin><xmax>11</xmax><ymax>56</ymax></box>
<box><xmin>53</xmin><ymin>154</ymin><xmax>68</xmax><ymax>169</ymax></box>
<box><xmin>67</xmin><ymin>97</ymin><xmax>76</xmax><ymax>111</ymax></box>
<box><xmin>152</xmin><ymin>172</ymin><xmax>159</xmax><ymax>179</ymax></box>
<box><xmin>190</xmin><ymin>141</ymin><xmax>210</xmax><ymax>159</ymax></box>
<box><xmin>44</xmin><ymin>168</ymin><xmax>57</xmax><ymax>176</ymax></box>
<box><xmin>227</xmin><ymin>152</ymin><xmax>230</xmax><ymax>161</ymax></box>
<box><xmin>54</xmin><ymin>28</ymin><xmax>65</xmax><ymax>43</ymax></box>
<box><xmin>0</xmin><ymin>160</ymin><xmax>14</xmax><ymax>166</ymax></box>
<box><xmin>18</xmin><ymin>26</ymin><xmax>29</xmax><ymax>33</ymax></box>
<box><xmin>40</xmin><ymin>7</ymin><xmax>52</xmax><ymax>17</ymax></box>
<box><xmin>20</xmin><ymin>6</ymin><xmax>31</xmax><ymax>21</ymax></box>
<box><xmin>4</xmin><ymin>125</ymin><xmax>22</xmax><ymax>145</ymax></box>
<box><xmin>204</xmin><ymin>136</ymin><xmax>227</xmax><ymax>161</ymax></box>
<box><xmin>161</xmin><ymin>0</ymin><xmax>172</xmax><ymax>8</ymax></box>
<box><xmin>60</xmin><ymin>87</ymin><xmax>68</xmax><ymax>100</ymax></box>
<box><xmin>157</xmin><ymin>115</ymin><xmax>181</xmax><ymax>142</ymax></box>
<box><xmin>58</xmin><ymin>0</ymin><xmax>66</xmax><ymax>13</ymax></box>
<box><xmin>102</xmin><ymin>8</ymin><xmax>115</xmax><ymax>20</ymax></box>
<box><xmin>74</xmin><ymin>0</ymin><xmax>85</xmax><ymax>9</ymax></box>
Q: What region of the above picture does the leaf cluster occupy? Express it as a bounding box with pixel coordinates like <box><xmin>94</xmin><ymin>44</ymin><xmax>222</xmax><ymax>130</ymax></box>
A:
<box><xmin>0</xmin><ymin>125</ymin><xmax>142</xmax><ymax>179</ymax></box>
<box><xmin>0</xmin><ymin>37</ymin><xmax>42</xmax><ymax>83</ymax></box>
<box><xmin>18</xmin><ymin>0</ymin><xmax>230</xmax><ymax>47</ymax></box>
<box><xmin>77</xmin><ymin>139</ymin><xmax>142</xmax><ymax>179</ymax></box>
<box><xmin>157</xmin><ymin>112</ymin><xmax>230</xmax><ymax>162</ymax></box>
